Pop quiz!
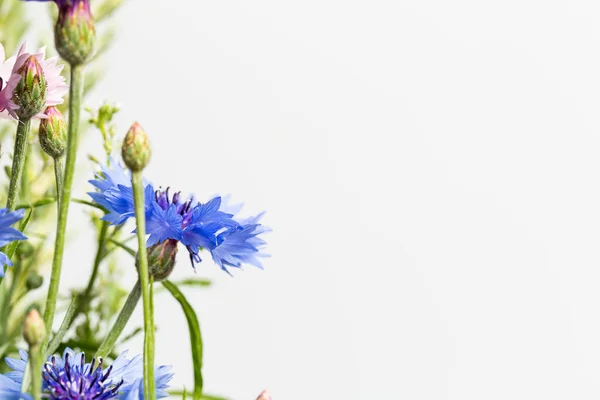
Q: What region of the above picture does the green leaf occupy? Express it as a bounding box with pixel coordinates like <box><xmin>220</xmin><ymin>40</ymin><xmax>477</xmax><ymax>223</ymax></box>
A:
<box><xmin>160</xmin><ymin>278</ymin><xmax>212</xmax><ymax>289</ymax></box>
<box><xmin>163</xmin><ymin>280</ymin><xmax>204</xmax><ymax>399</ymax></box>
<box><xmin>72</xmin><ymin>198</ymin><xmax>107</xmax><ymax>211</ymax></box>
<box><xmin>108</xmin><ymin>239</ymin><xmax>136</xmax><ymax>257</ymax></box>
<box><xmin>168</xmin><ymin>390</ymin><xmax>229</xmax><ymax>400</ymax></box>
<box><xmin>15</xmin><ymin>197</ymin><xmax>57</xmax><ymax>210</ymax></box>
<box><xmin>47</xmin><ymin>294</ymin><xmax>79</xmax><ymax>357</ymax></box>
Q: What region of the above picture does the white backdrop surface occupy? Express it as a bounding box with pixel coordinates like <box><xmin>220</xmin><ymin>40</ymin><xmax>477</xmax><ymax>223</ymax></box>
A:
<box><xmin>45</xmin><ymin>0</ymin><xmax>600</xmax><ymax>399</ymax></box>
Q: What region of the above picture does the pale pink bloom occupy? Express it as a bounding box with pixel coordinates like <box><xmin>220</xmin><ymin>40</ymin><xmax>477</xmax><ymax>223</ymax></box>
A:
<box><xmin>256</xmin><ymin>390</ymin><xmax>272</xmax><ymax>400</ymax></box>
<box><xmin>0</xmin><ymin>42</ymin><xmax>68</xmax><ymax>119</ymax></box>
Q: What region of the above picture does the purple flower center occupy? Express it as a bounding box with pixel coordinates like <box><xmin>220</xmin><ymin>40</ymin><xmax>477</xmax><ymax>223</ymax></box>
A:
<box><xmin>43</xmin><ymin>353</ymin><xmax>123</xmax><ymax>400</ymax></box>
<box><xmin>155</xmin><ymin>187</ymin><xmax>195</xmax><ymax>228</ymax></box>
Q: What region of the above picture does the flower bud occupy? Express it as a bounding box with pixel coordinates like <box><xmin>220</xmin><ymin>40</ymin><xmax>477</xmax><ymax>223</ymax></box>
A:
<box><xmin>39</xmin><ymin>106</ymin><xmax>68</xmax><ymax>158</ymax></box>
<box><xmin>12</xmin><ymin>55</ymin><xmax>47</xmax><ymax>120</ymax></box>
<box><xmin>26</xmin><ymin>273</ymin><xmax>44</xmax><ymax>290</ymax></box>
<box><xmin>23</xmin><ymin>308</ymin><xmax>46</xmax><ymax>347</ymax></box>
<box><xmin>137</xmin><ymin>239</ymin><xmax>178</xmax><ymax>281</ymax></box>
<box><xmin>16</xmin><ymin>241</ymin><xmax>35</xmax><ymax>260</ymax></box>
<box><xmin>55</xmin><ymin>0</ymin><xmax>96</xmax><ymax>65</ymax></box>
<box><xmin>122</xmin><ymin>122</ymin><xmax>151</xmax><ymax>171</ymax></box>
<box><xmin>256</xmin><ymin>390</ymin><xmax>272</xmax><ymax>400</ymax></box>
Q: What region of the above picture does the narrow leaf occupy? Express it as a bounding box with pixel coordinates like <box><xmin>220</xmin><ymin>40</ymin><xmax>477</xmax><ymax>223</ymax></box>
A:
<box><xmin>163</xmin><ymin>280</ymin><xmax>204</xmax><ymax>398</ymax></box>
<box><xmin>47</xmin><ymin>294</ymin><xmax>79</xmax><ymax>357</ymax></box>
<box><xmin>108</xmin><ymin>238</ymin><xmax>136</xmax><ymax>257</ymax></box>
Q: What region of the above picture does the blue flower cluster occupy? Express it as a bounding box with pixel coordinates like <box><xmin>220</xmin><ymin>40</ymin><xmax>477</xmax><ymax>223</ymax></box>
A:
<box><xmin>0</xmin><ymin>207</ymin><xmax>27</xmax><ymax>277</ymax></box>
<box><xmin>89</xmin><ymin>161</ymin><xmax>269</xmax><ymax>274</ymax></box>
<box><xmin>0</xmin><ymin>348</ymin><xmax>173</xmax><ymax>399</ymax></box>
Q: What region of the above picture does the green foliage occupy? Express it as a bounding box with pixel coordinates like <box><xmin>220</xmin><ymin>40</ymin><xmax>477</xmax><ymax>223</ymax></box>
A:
<box><xmin>87</xmin><ymin>102</ymin><xmax>119</xmax><ymax>159</ymax></box>
<box><xmin>163</xmin><ymin>280</ymin><xmax>204</xmax><ymax>399</ymax></box>
<box><xmin>0</xmin><ymin>0</ymin><xmax>128</xmax><ymax>367</ymax></box>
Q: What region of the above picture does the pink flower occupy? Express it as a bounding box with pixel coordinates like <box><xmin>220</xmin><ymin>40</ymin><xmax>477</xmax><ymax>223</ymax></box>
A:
<box><xmin>0</xmin><ymin>42</ymin><xmax>67</xmax><ymax>119</ymax></box>
<box><xmin>256</xmin><ymin>390</ymin><xmax>272</xmax><ymax>400</ymax></box>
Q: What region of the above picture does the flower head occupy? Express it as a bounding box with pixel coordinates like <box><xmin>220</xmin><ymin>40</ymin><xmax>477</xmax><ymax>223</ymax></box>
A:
<box><xmin>0</xmin><ymin>207</ymin><xmax>28</xmax><ymax>277</ymax></box>
<box><xmin>89</xmin><ymin>161</ymin><xmax>269</xmax><ymax>275</ymax></box>
<box><xmin>122</xmin><ymin>122</ymin><xmax>151</xmax><ymax>172</ymax></box>
<box><xmin>23</xmin><ymin>0</ymin><xmax>96</xmax><ymax>65</ymax></box>
<box><xmin>0</xmin><ymin>348</ymin><xmax>173</xmax><ymax>400</ymax></box>
<box><xmin>0</xmin><ymin>42</ymin><xmax>67</xmax><ymax>120</ymax></box>
<box><xmin>39</xmin><ymin>106</ymin><xmax>68</xmax><ymax>158</ymax></box>
<box><xmin>23</xmin><ymin>309</ymin><xmax>45</xmax><ymax>347</ymax></box>
<box><xmin>256</xmin><ymin>390</ymin><xmax>272</xmax><ymax>400</ymax></box>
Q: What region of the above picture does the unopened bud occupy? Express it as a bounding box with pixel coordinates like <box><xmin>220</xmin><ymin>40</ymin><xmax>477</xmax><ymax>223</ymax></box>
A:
<box><xmin>16</xmin><ymin>241</ymin><xmax>35</xmax><ymax>260</ymax></box>
<box><xmin>12</xmin><ymin>55</ymin><xmax>47</xmax><ymax>120</ymax></box>
<box><xmin>122</xmin><ymin>122</ymin><xmax>151</xmax><ymax>171</ymax></box>
<box><xmin>25</xmin><ymin>273</ymin><xmax>44</xmax><ymax>290</ymax></box>
<box><xmin>256</xmin><ymin>390</ymin><xmax>272</xmax><ymax>400</ymax></box>
<box><xmin>39</xmin><ymin>106</ymin><xmax>68</xmax><ymax>158</ymax></box>
<box><xmin>138</xmin><ymin>239</ymin><xmax>178</xmax><ymax>281</ymax></box>
<box><xmin>23</xmin><ymin>308</ymin><xmax>45</xmax><ymax>346</ymax></box>
<box><xmin>55</xmin><ymin>0</ymin><xmax>96</xmax><ymax>65</ymax></box>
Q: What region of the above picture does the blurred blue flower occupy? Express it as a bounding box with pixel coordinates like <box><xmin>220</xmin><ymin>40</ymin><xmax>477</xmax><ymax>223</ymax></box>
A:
<box><xmin>89</xmin><ymin>161</ymin><xmax>269</xmax><ymax>274</ymax></box>
<box><xmin>0</xmin><ymin>207</ymin><xmax>27</xmax><ymax>277</ymax></box>
<box><xmin>0</xmin><ymin>348</ymin><xmax>173</xmax><ymax>399</ymax></box>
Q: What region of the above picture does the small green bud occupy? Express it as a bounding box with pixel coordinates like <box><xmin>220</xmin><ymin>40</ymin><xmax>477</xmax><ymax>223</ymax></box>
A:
<box><xmin>23</xmin><ymin>308</ymin><xmax>46</xmax><ymax>346</ymax></box>
<box><xmin>122</xmin><ymin>122</ymin><xmax>151</xmax><ymax>171</ymax></box>
<box><xmin>16</xmin><ymin>241</ymin><xmax>35</xmax><ymax>260</ymax></box>
<box><xmin>12</xmin><ymin>55</ymin><xmax>47</xmax><ymax>120</ymax></box>
<box><xmin>25</xmin><ymin>273</ymin><xmax>44</xmax><ymax>290</ymax></box>
<box><xmin>55</xmin><ymin>0</ymin><xmax>96</xmax><ymax>65</ymax></box>
<box><xmin>137</xmin><ymin>239</ymin><xmax>178</xmax><ymax>281</ymax></box>
<box><xmin>39</xmin><ymin>106</ymin><xmax>68</xmax><ymax>158</ymax></box>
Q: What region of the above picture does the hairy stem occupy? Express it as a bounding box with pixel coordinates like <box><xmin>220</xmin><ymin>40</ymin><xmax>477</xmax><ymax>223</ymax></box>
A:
<box><xmin>132</xmin><ymin>170</ymin><xmax>155</xmax><ymax>400</ymax></box>
<box><xmin>96</xmin><ymin>280</ymin><xmax>141</xmax><ymax>358</ymax></box>
<box><xmin>6</xmin><ymin>118</ymin><xmax>31</xmax><ymax>210</ymax></box>
<box><xmin>53</xmin><ymin>156</ymin><xmax>65</xmax><ymax>209</ymax></box>
<box><xmin>28</xmin><ymin>344</ymin><xmax>42</xmax><ymax>400</ymax></box>
<box><xmin>42</xmin><ymin>65</ymin><xmax>83</xmax><ymax>351</ymax></box>
<box><xmin>20</xmin><ymin>144</ymin><xmax>30</xmax><ymax>204</ymax></box>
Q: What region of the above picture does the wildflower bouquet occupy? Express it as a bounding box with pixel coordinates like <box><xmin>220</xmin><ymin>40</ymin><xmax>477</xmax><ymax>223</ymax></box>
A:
<box><xmin>0</xmin><ymin>1</ymin><xmax>270</xmax><ymax>399</ymax></box>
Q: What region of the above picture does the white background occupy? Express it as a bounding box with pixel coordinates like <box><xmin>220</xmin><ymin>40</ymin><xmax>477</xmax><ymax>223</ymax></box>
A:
<box><xmin>38</xmin><ymin>0</ymin><xmax>600</xmax><ymax>399</ymax></box>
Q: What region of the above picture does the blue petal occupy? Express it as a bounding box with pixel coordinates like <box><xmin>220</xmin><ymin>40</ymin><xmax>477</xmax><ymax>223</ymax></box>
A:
<box><xmin>146</xmin><ymin>203</ymin><xmax>183</xmax><ymax>246</ymax></box>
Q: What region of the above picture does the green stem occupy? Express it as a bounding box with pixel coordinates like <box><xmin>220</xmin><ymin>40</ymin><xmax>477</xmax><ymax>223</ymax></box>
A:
<box><xmin>75</xmin><ymin>220</ymin><xmax>109</xmax><ymax>315</ymax></box>
<box><xmin>46</xmin><ymin>295</ymin><xmax>78</xmax><ymax>357</ymax></box>
<box><xmin>132</xmin><ymin>171</ymin><xmax>155</xmax><ymax>400</ymax></box>
<box><xmin>6</xmin><ymin>118</ymin><xmax>31</xmax><ymax>210</ymax></box>
<box><xmin>48</xmin><ymin>218</ymin><xmax>110</xmax><ymax>357</ymax></box>
<box><xmin>28</xmin><ymin>344</ymin><xmax>41</xmax><ymax>400</ymax></box>
<box><xmin>20</xmin><ymin>143</ymin><xmax>30</xmax><ymax>204</ymax></box>
<box><xmin>96</xmin><ymin>280</ymin><xmax>141</xmax><ymax>358</ymax></box>
<box><xmin>54</xmin><ymin>156</ymin><xmax>65</xmax><ymax>209</ymax></box>
<box><xmin>42</xmin><ymin>65</ymin><xmax>83</xmax><ymax>350</ymax></box>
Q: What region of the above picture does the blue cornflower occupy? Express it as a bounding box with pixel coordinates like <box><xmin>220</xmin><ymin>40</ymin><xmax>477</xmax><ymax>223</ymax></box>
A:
<box><xmin>89</xmin><ymin>161</ymin><xmax>269</xmax><ymax>274</ymax></box>
<box><xmin>0</xmin><ymin>207</ymin><xmax>27</xmax><ymax>277</ymax></box>
<box><xmin>0</xmin><ymin>348</ymin><xmax>173</xmax><ymax>399</ymax></box>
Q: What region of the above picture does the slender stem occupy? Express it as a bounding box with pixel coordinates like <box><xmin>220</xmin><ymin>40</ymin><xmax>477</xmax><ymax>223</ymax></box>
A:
<box><xmin>20</xmin><ymin>143</ymin><xmax>30</xmax><ymax>204</ymax></box>
<box><xmin>132</xmin><ymin>171</ymin><xmax>155</xmax><ymax>400</ymax></box>
<box><xmin>46</xmin><ymin>295</ymin><xmax>78</xmax><ymax>357</ymax></box>
<box><xmin>53</xmin><ymin>156</ymin><xmax>65</xmax><ymax>210</ymax></box>
<box><xmin>42</xmin><ymin>65</ymin><xmax>83</xmax><ymax>350</ymax></box>
<box><xmin>48</xmin><ymin>219</ymin><xmax>110</xmax><ymax>356</ymax></box>
<box><xmin>6</xmin><ymin>118</ymin><xmax>31</xmax><ymax>210</ymax></box>
<box><xmin>75</xmin><ymin>220</ymin><xmax>109</xmax><ymax>314</ymax></box>
<box><xmin>28</xmin><ymin>344</ymin><xmax>41</xmax><ymax>400</ymax></box>
<box><xmin>96</xmin><ymin>280</ymin><xmax>141</xmax><ymax>358</ymax></box>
